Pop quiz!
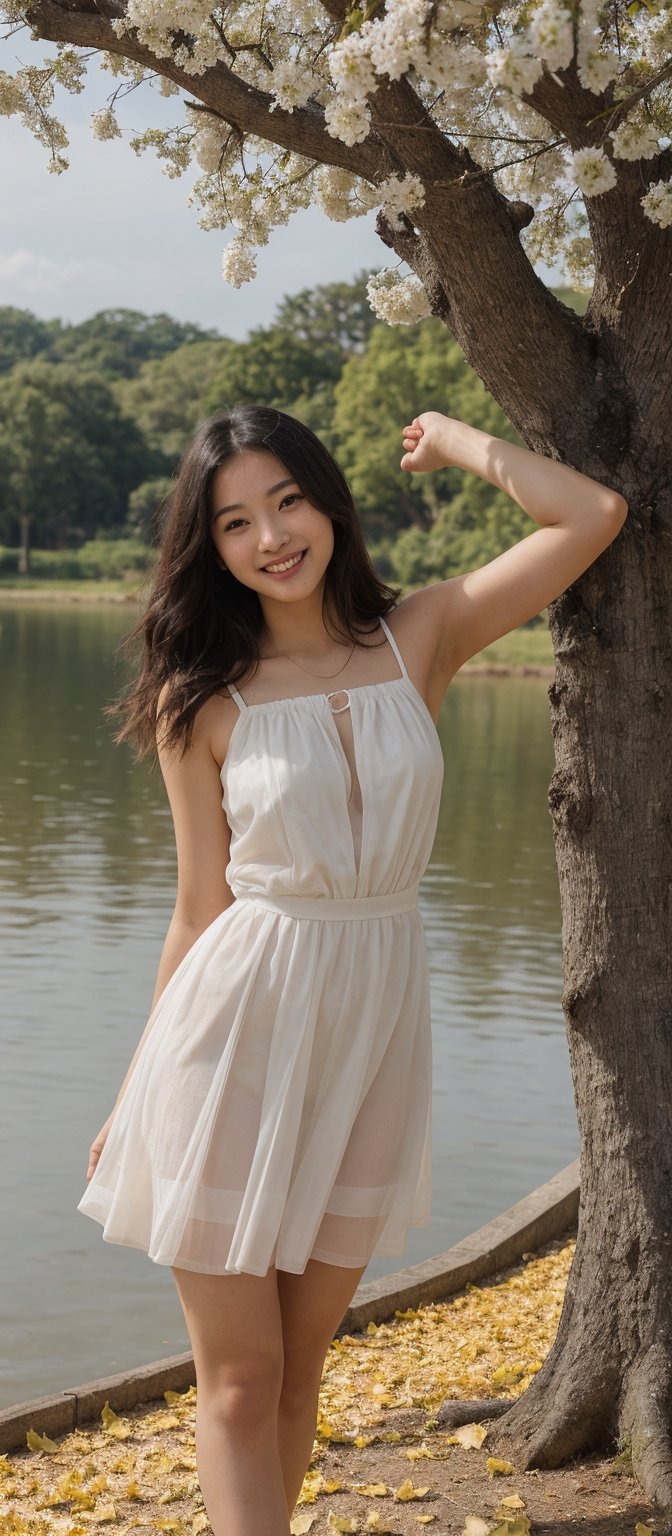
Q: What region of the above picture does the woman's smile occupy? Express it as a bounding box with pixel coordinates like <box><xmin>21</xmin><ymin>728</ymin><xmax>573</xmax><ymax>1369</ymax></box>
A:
<box><xmin>261</xmin><ymin>549</ymin><xmax>308</xmax><ymax>577</ymax></box>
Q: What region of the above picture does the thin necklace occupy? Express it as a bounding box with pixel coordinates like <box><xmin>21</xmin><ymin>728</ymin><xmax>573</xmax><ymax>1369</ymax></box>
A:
<box><xmin>271</xmin><ymin>641</ymin><xmax>357</xmax><ymax>680</ymax></box>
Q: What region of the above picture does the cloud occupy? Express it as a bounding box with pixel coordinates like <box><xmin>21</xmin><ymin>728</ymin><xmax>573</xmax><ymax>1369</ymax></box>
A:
<box><xmin>0</xmin><ymin>248</ymin><xmax>107</xmax><ymax>296</ymax></box>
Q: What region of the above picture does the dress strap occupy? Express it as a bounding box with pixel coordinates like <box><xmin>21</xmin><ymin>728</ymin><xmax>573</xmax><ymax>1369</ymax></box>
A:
<box><xmin>227</xmin><ymin>681</ymin><xmax>248</xmax><ymax>712</ymax></box>
<box><xmin>379</xmin><ymin>615</ymin><xmax>409</xmax><ymax>680</ymax></box>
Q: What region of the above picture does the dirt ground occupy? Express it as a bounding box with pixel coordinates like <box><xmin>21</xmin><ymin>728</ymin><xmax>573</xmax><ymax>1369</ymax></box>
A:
<box><xmin>0</xmin><ymin>1237</ymin><xmax>658</xmax><ymax>1535</ymax></box>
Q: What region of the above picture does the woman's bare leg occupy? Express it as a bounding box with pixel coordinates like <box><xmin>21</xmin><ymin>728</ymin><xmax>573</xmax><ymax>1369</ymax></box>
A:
<box><xmin>276</xmin><ymin>1259</ymin><xmax>367</xmax><ymax>1517</ymax></box>
<box><xmin>171</xmin><ymin>1265</ymin><xmax>288</xmax><ymax>1536</ymax></box>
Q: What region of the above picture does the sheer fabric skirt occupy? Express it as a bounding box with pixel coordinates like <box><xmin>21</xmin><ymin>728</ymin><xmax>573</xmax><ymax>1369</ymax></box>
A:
<box><xmin>78</xmin><ymin>898</ymin><xmax>432</xmax><ymax>1276</ymax></box>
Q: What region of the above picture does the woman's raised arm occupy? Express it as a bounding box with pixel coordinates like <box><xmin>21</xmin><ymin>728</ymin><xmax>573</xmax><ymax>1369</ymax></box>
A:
<box><xmin>400</xmin><ymin>412</ymin><xmax>627</xmax><ymax>677</ymax></box>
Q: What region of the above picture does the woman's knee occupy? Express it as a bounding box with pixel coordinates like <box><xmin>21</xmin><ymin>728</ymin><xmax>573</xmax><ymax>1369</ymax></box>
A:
<box><xmin>200</xmin><ymin>1354</ymin><xmax>285</xmax><ymax>1434</ymax></box>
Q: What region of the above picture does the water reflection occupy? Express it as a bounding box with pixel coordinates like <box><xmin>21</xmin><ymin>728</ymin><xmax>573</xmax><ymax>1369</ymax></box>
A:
<box><xmin>0</xmin><ymin>603</ymin><xmax>577</xmax><ymax>1407</ymax></box>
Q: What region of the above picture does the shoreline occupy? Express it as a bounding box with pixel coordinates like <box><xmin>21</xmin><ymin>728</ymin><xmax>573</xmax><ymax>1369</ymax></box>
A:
<box><xmin>0</xmin><ymin>588</ymin><xmax>555</xmax><ymax>676</ymax></box>
<box><xmin>0</xmin><ymin>587</ymin><xmax>144</xmax><ymax>605</ymax></box>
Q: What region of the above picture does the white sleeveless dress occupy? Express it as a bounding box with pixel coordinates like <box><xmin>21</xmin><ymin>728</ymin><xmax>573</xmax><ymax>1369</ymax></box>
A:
<box><xmin>77</xmin><ymin>617</ymin><xmax>445</xmax><ymax>1275</ymax></box>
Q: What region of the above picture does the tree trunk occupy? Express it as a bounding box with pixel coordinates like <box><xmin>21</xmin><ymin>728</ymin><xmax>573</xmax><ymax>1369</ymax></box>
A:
<box><xmin>484</xmin><ymin>510</ymin><xmax>672</xmax><ymax>1526</ymax></box>
<box><xmin>18</xmin><ymin>514</ymin><xmax>30</xmax><ymax>576</ymax></box>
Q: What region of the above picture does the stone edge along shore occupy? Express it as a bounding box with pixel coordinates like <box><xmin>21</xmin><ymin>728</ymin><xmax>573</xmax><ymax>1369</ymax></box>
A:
<box><xmin>0</xmin><ymin>1162</ymin><xmax>579</xmax><ymax>1453</ymax></box>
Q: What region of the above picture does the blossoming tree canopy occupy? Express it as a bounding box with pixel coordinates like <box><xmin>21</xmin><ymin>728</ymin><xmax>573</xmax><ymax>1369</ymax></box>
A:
<box><xmin>1</xmin><ymin>0</ymin><xmax>670</xmax><ymax>318</ymax></box>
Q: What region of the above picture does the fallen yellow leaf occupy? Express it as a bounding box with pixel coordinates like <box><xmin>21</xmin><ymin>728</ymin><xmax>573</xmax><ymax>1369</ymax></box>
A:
<box><xmin>327</xmin><ymin>1513</ymin><xmax>358</xmax><ymax>1532</ymax></box>
<box><xmin>90</xmin><ymin>1499</ymin><xmax>116</xmax><ymax>1522</ymax></box>
<box><xmin>461</xmin><ymin>1519</ymin><xmax>490</xmax><ymax>1536</ymax></box>
<box><xmin>100</xmin><ymin>1402</ymin><xmax>132</xmax><ymax>1440</ymax></box>
<box><xmin>26</xmin><ymin>1429</ymin><xmax>59</xmax><ymax>1453</ymax></box>
<box><xmin>445</xmin><ymin>1423</ymin><xmax>488</xmax><ymax>1449</ymax></box>
<box><xmin>352</xmin><ymin>1483</ymin><xmax>389</xmax><ymax>1496</ymax></box>
<box><xmin>290</xmin><ymin>1514</ymin><xmax>315</xmax><ymax>1534</ymax></box>
<box><xmin>635</xmin><ymin>1527</ymin><xmax>654</xmax><ymax>1536</ymax></box>
<box><xmin>486</xmin><ymin>1457</ymin><xmax>516</xmax><ymax>1476</ymax></box>
<box><xmin>365</xmin><ymin>1515</ymin><xmax>394</xmax><ymax>1532</ymax></box>
<box><xmin>416</xmin><ymin>1518</ymin><xmax>437</xmax><ymax>1526</ymax></box>
<box><xmin>394</xmin><ymin>1478</ymin><xmax>430</xmax><ymax>1501</ymax></box>
<box><xmin>191</xmin><ymin>1514</ymin><xmax>210</xmax><ymax>1533</ymax></box>
<box><xmin>498</xmin><ymin>1496</ymin><xmax>525</xmax><ymax>1510</ymax></box>
<box><xmin>164</xmin><ymin>1385</ymin><xmax>197</xmax><ymax>1405</ymax></box>
<box><xmin>491</xmin><ymin>1365</ymin><xmax>525</xmax><ymax>1387</ymax></box>
<box><xmin>54</xmin><ymin>1469</ymin><xmax>84</xmax><ymax>1498</ymax></box>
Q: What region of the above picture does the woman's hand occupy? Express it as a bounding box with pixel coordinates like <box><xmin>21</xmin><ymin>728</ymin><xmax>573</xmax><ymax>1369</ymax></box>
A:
<box><xmin>86</xmin><ymin>1108</ymin><xmax>116</xmax><ymax>1181</ymax></box>
<box><xmin>401</xmin><ymin>412</ymin><xmax>458</xmax><ymax>474</ymax></box>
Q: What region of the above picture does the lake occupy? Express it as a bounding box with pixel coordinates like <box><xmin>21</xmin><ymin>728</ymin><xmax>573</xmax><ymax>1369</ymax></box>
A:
<box><xmin>0</xmin><ymin>601</ymin><xmax>577</xmax><ymax>1408</ymax></box>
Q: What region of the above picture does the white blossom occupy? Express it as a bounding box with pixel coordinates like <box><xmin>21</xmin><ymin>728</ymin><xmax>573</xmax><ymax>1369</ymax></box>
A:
<box><xmin>641</xmin><ymin>178</ymin><xmax>672</xmax><ymax>230</ymax></box>
<box><xmin>328</xmin><ymin>27</ymin><xmax>377</xmax><ymax>100</ymax></box>
<box><xmin>569</xmin><ymin>145</ymin><xmax>617</xmax><ymax>197</ymax></box>
<box><xmin>369</xmin><ymin>0</ymin><xmax>431</xmax><ymax>80</ymax></box>
<box><xmin>314</xmin><ymin>165</ymin><xmax>374</xmax><ymax>222</ymax></box>
<box><xmin>192</xmin><ymin>118</ymin><xmax>230</xmax><ymax>174</ymax></box>
<box><xmin>0</xmin><ymin>69</ymin><xmax>25</xmax><ymax>115</ymax></box>
<box><xmin>268</xmin><ymin>59</ymin><xmax>316</xmax><ymax>113</ymax></box>
<box><xmin>324</xmin><ymin>95</ymin><xmax>371</xmax><ymax>146</ymax></box>
<box><xmin>366</xmin><ymin>268</ymin><xmax>432</xmax><ymax>326</ymax></box>
<box><xmin>529</xmin><ymin>0</ymin><xmax>574</xmax><ymax>73</ymax></box>
<box><xmin>641</xmin><ymin>6</ymin><xmax>672</xmax><ymax>68</ymax></box>
<box><xmin>91</xmin><ymin>106</ymin><xmax>122</xmax><ymax>140</ymax></box>
<box><xmin>577</xmin><ymin>0</ymin><xmax>620</xmax><ymax>93</ymax></box>
<box><xmin>611</xmin><ymin>114</ymin><xmax>661</xmax><ymax>162</ymax></box>
<box><xmin>422</xmin><ymin>38</ymin><xmax>486</xmax><ymax>91</ymax></box>
<box><xmin>487</xmin><ymin>37</ymin><xmax>543</xmax><ymax>96</ymax></box>
<box><xmin>376</xmin><ymin>172</ymin><xmax>426</xmax><ymax>231</ymax></box>
<box><xmin>221</xmin><ymin>237</ymin><xmax>257</xmax><ymax>287</ymax></box>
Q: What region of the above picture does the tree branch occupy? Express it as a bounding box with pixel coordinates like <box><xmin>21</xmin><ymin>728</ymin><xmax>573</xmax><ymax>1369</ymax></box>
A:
<box><xmin>23</xmin><ymin>0</ymin><xmax>391</xmax><ymax>181</ymax></box>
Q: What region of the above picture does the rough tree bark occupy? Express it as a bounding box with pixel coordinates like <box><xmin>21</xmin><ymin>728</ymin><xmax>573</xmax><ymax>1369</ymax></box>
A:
<box><xmin>19</xmin><ymin>0</ymin><xmax>672</xmax><ymax>1518</ymax></box>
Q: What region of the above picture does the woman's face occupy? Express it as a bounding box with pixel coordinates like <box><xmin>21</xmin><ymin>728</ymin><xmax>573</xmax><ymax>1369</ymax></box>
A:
<box><xmin>210</xmin><ymin>449</ymin><xmax>335</xmax><ymax>605</ymax></box>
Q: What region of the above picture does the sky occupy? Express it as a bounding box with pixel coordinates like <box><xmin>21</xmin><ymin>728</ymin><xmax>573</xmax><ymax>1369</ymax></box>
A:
<box><xmin>0</xmin><ymin>34</ymin><xmax>558</xmax><ymax>340</ymax></box>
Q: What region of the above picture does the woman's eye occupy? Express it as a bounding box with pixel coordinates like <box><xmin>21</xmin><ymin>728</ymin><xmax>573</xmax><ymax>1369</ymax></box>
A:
<box><xmin>224</xmin><ymin>518</ymin><xmax>246</xmax><ymax>531</ymax></box>
<box><xmin>280</xmin><ymin>493</ymin><xmax>302</xmax><ymax>509</ymax></box>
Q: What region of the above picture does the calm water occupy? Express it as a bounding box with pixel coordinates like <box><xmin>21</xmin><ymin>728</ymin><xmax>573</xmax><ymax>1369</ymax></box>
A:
<box><xmin>0</xmin><ymin>602</ymin><xmax>577</xmax><ymax>1408</ymax></box>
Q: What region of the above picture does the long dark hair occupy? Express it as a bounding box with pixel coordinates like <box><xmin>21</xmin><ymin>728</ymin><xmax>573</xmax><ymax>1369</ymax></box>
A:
<box><xmin>108</xmin><ymin>404</ymin><xmax>401</xmax><ymax>758</ymax></box>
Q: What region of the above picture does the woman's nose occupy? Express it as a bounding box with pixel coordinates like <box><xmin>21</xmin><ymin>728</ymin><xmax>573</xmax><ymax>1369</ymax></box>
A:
<box><xmin>258</xmin><ymin>523</ymin><xmax>290</xmax><ymax>552</ymax></box>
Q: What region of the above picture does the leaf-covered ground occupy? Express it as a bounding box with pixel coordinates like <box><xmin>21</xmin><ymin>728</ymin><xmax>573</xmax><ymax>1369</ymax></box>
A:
<box><xmin>0</xmin><ymin>1238</ymin><xmax>657</xmax><ymax>1535</ymax></box>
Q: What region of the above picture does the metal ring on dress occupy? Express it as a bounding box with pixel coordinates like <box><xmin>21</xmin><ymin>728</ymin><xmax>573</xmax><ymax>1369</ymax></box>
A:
<box><xmin>327</xmin><ymin>689</ymin><xmax>351</xmax><ymax>714</ymax></box>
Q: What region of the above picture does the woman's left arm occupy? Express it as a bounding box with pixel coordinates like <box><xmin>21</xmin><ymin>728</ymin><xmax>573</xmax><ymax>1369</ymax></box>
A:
<box><xmin>400</xmin><ymin>412</ymin><xmax>628</xmax><ymax>676</ymax></box>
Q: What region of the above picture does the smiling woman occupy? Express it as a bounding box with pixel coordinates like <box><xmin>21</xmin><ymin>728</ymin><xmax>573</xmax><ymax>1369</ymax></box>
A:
<box><xmin>76</xmin><ymin>401</ymin><xmax>625</xmax><ymax>1536</ymax></box>
<box><xmin>210</xmin><ymin>459</ymin><xmax>334</xmax><ymax>595</ymax></box>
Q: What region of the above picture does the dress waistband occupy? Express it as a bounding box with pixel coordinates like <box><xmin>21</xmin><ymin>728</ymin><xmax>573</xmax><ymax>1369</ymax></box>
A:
<box><xmin>233</xmin><ymin>886</ymin><xmax>419</xmax><ymax>921</ymax></box>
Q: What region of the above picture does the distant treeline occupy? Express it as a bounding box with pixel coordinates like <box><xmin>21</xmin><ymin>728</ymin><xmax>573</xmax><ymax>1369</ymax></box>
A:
<box><xmin>0</xmin><ymin>277</ymin><xmax>585</xmax><ymax>584</ymax></box>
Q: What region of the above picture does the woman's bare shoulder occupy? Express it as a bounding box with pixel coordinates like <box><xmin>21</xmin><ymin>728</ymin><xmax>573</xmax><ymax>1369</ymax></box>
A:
<box><xmin>156</xmin><ymin>680</ymin><xmax>240</xmax><ymax>775</ymax></box>
<box><xmin>195</xmin><ymin>688</ymin><xmax>242</xmax><ymax>775</ymax></box>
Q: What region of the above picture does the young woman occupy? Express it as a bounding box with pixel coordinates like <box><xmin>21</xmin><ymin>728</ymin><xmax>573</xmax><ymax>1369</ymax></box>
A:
<box><xmin>78</xmin><ymin>404</ymin><xmax>626</xmax><ymax>1536</ymax></box>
